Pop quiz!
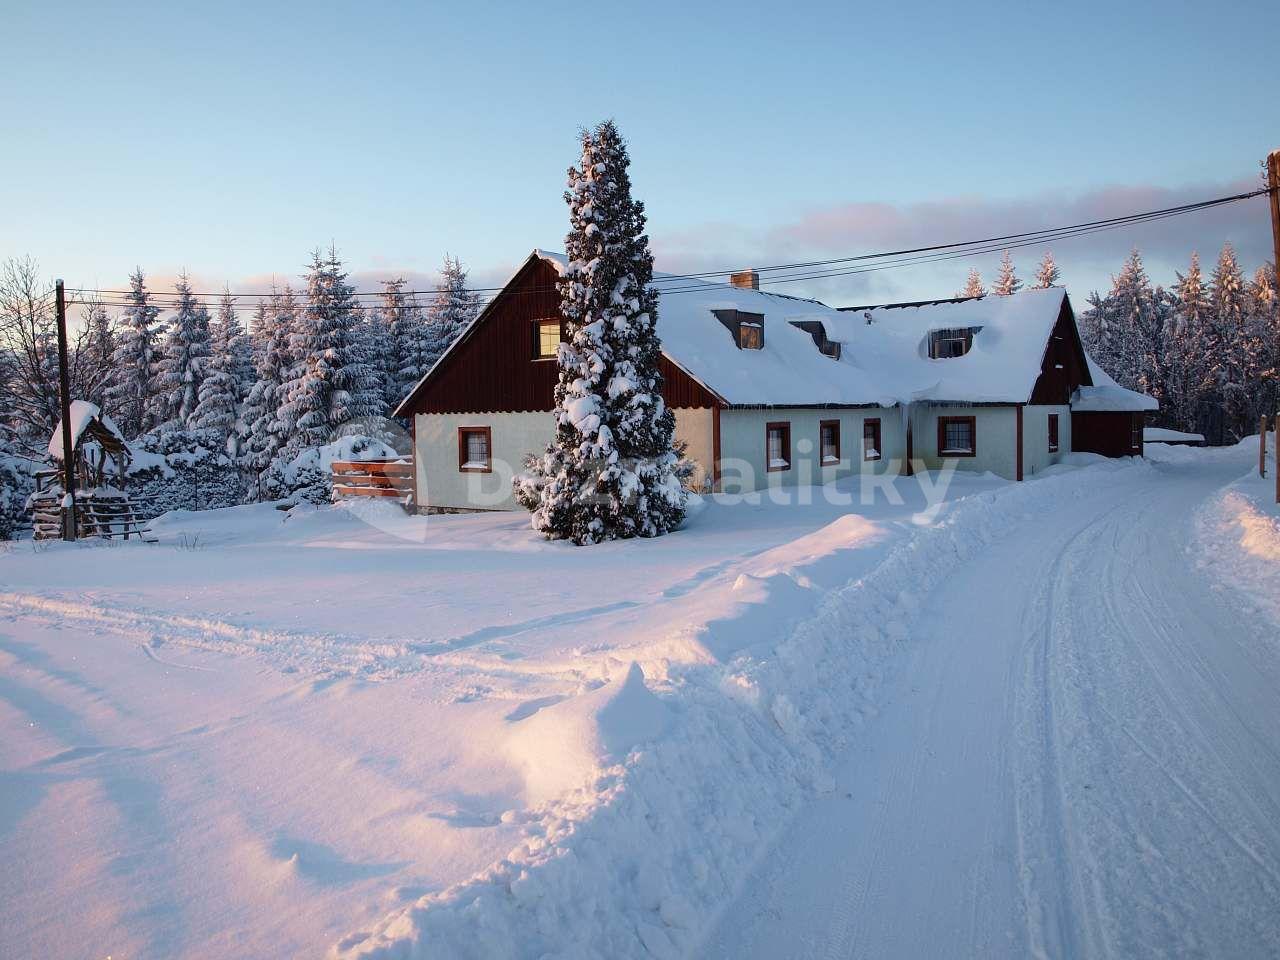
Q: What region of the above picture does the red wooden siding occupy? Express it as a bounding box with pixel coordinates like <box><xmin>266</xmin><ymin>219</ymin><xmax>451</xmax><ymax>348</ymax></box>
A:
<box><xmin>1071</xmin><ymin>411</ymin><xmax>1145</xmax><ymax>457</ymax></box>
<box><xmin>401</xmin><ymin>256</ymin><xmax>720</xmax><ymax>415</ymax></box>
<box><xmin>1030</xmin><ymin>298</ymin><xmax>1092</xmax><ymax>404</ymax></box>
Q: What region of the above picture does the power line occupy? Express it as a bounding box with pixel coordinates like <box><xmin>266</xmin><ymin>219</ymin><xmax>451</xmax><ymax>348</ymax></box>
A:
<box><xmin>65</xmin><ymin>185</ymin><xmax>1273</xmax><ymax>308</ymax></box>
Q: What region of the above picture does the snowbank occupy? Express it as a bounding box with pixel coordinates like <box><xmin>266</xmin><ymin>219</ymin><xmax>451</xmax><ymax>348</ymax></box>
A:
<box><xmin>335</xmin><ymin>457</ymin><xmax>1149</xmax><ymax>959</ymax></box>
<box><xmin>1193</xmin><ymin>438</ymin><xmax>1280</xmax><ymax>630</ymax></box>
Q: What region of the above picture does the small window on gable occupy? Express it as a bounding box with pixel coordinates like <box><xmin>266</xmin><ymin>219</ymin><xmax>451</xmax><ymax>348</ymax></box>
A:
<box><xmin>534</xmin><ymin>319</ymin><xmax>562</xmax><ymax>359</ymax></box>
<box><xmin>928</xmin><ymin>327</ymin><xmax>981</xmax><ymax>359</ymax></box>
<box><xmin>458</xmin><ymin>426</ymin><xmax>492</xmax><ymax>472</ymax></box>
<box><xmin>766</xmin><ymin>421</ymin><xmax>790</xmax><ymax>472</ymax></box>
<box><xmin>1048</xmin><ymin>413</ymin><xmax>1060</xmax><ymax>453</ymax></box>
<box><xmin>820</xmin><ymin>420</ymin><xmax>841</xmax><ymax>465</ymax></box>
<box><xmin>862</xmin><ymin>418</ymin><xmax>882</xmax><ymax>461</ymax></box>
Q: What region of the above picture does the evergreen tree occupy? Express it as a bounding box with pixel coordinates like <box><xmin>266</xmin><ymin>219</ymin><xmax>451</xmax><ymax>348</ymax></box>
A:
<box><xmin>425</xmin><ymin>255</ymin><xmax>480</xmax><ymax>368</ymax></box>
<box><xmin>106</xmin><ymin>268</ymin><xmax>162</xmax><ymax>438</ymax></box>
<box><xmin>1211</xmin><ymin>243</ymin><xmax>1257</xmax><ymax>436</ymax></box>
<box><xmin>155</xmin><ymin>274</ymin><xmax>213</xmax><ymax>429</ymax></box>
<box><xmin>992</xmin><ymin>251</ymin><xmax>1022</xmax><ymax>296</ymax></box>
<box><xmin>240</xmin><ymin>285</ymin><xmax>296</xmax><ymax>485</ymax></box>
<box><xmin>514</xmin><ymin>120</ymin><xmax>685</xmax><ymax>544</ymax></box>
<box><xmin>1163</xmin><ymin>253</ymin><xmax>1214</xmax><ymax>431</ymax></box>
<box><xmin>192</xmin><ymin>292</ymin><xmax>245</xmax><ymax>445</ymax></box>
<box><xmin>80</xmin><ymin>297</ymin><xmax>117</xmax><ymax>412</ymax></box>
<box><xmin>1086</xmin><ymin>249</ymin><xmax>1162</xmax><ymax>395</ymax></box>
<box><xmin>1032</xmin><ymin>251</ymin><xmax>1060</xmax><ymax>289</ymax></box>
<box><xmin>958</xmin><ymin>268</ymin><xmax>986</xmax><ymax>298</ymax></box>
<box><xmin>280</xmin><ymin>248</ymin><xmax>385</xmax><ymax>453</ymax></box>
<box><xmin>1248</xmin><ymin>263</ymin><xmax>1279</xmax><ymax>418</ymax></box>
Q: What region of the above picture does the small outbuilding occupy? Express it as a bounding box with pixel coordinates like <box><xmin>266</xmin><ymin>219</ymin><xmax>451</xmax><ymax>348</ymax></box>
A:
<box><xmin>34</xmin><ymin>400</ymin><xmax>154</xmax><ymax>540</ymax></box>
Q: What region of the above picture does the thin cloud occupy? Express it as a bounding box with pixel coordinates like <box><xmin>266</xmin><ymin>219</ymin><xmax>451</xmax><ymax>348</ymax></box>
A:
<box><xmin>651</xmin><ymin>175</ymin><xmax>1274</xmax><ymax>304</ymax></box>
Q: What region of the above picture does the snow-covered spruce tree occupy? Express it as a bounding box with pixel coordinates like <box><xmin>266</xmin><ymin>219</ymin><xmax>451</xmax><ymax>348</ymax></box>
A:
<box><xmin>240</xmin><ymin>285</ymin><xmax>296</xmax><ymax>491</ymax></box>
<box><xmin>958</xmin><ymin>268</ymin><xmax>985</xmax><ymax>298</ymax></box>
<box><xmin>106</xmin><ymin>268</ymin><xmax>163</xmax><ymax>438</ymax></box>
<box><xmin>1210</xmin><ymin>242</ymin><xmax>1259</xmax><ymax>437</ymax></box>
<box><xmin>425</xmin><ymin>255</ymin><xmax>480</xmax><ymax>369</ymax></box>
<box><xmin>514</xmin><ymin>120</ymin><xmax>685</xmax><ymax>545</ymax></box>
<box><xmin>1163</xmin><ymin>253</ymin><xmax>1215</xmax><ymax>431</ymax></box>
<box><xmin>280</xmin><ymin>248</ymin><xmax>385</xmax><ymax>455</ymax></box>
<box><xmin>80</xmin><ymin>298</ymin><xmax>117</xmax><ymax>412</ymax></box>
<box><xmin>1032</xmin><ymin>251</ymin><xmax>1060</xmax><ymax>289</ymax></box>
<box><xmin>156</xmin><ymin>274</ymin><xmax>212</xmax><ymax>430</ymax></box>
<box><xmin>1248</xmin><ymin>263</ymin><xmax>1279</xmax><ymax>418</ymax></box>
<box><xmin>992</xmin><ymin>251</ymin><xmax>1022</xmax><ymax>296</ymax></box>
<box><xmin>372</xmin><ymin>277</ymin><xmax>428</xmax><ymax>408</ymax></box>
<box><xmin>192</xmin><ymin>293</ymin><xmax>245</xmax><ymax>447</ymax></box>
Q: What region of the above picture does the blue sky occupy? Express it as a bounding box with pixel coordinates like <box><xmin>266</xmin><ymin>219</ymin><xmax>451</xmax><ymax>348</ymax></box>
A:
<box><xmin>3</xmin><ymin>0</ymin><xmax>1277</xmax><ymax>305</ymax></box>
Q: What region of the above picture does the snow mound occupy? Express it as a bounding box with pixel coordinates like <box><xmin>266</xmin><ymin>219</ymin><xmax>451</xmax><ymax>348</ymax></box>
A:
<box><xmin>506</xmin><ymin>662</ymin><xmax>667</xmax><ymax>805</ymax></box>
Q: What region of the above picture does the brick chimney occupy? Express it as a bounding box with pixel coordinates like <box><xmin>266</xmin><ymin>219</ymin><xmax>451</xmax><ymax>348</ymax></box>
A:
<box><xmin>729</xmin><ymin>268</ymin><xmax>760</xmax><ymax>290</ymax></box>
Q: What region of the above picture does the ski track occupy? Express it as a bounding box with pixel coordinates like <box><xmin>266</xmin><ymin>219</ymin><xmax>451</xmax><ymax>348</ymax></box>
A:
<box><xmin>709</xmin><ymin>454</ymin><xmax>1280</xmax><ymax>959</ymax></box>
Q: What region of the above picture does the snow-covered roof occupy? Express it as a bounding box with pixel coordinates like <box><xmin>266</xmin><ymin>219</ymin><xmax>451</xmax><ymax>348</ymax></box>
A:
<box><xmin>1071</xmin><ymin>357</ymin><xmax>1159</xmax><ymax>412</ymax></box>
<box><xmin>48</xmin><ymin>400</ymin><xmax>129</xmax><ymax>461</ymax></box>
<box><xmin>534</xmin><ymin>253</ymin><xmax>1084</xmax><ymax>407</ymax></box>
<box><xmin>396</xmin><ymin>250</ymin><xmax>1159</xmax><ymax>414</ymax></box>
<box><xmin>1144</xmin><ymin>427</ymin><xmax>1204</xmax><ymax>443</ymax></box>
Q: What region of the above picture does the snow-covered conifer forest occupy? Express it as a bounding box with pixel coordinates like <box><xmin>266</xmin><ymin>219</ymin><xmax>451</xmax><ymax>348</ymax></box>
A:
<box><xmin>0</xmin><ymin>251</ymin><xmax>482</xmax><ymax>531</ymax></box>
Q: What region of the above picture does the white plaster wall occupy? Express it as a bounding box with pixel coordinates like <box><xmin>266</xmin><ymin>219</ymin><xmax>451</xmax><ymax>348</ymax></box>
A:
<box><xmin>414</xmin><ymin>412</ymin><xmax>554</xmax><ymax>510</ymax></box>
<box><xmin>414</xmin><ymin>408</ymin><xmax>718</xmax><ymax>510</ymax></box>
<box><xmin>910</xmin><ymin>404</ymin><xmax>1019</xmax><ymax>479</ymax></box>
<box><xmin>674</xmin><ymin>407</ymin><xmax>715</xmax><ymax>491</ymax></box>
<box><xmin>1020</xmin><ymin>404</ymin><xmax>1072</xmax><ymax>478</ymax></box>
<box><xmin>717</xmin><ymin>407</ymin><xmax>905</xmax><ymax>493</ymax></box>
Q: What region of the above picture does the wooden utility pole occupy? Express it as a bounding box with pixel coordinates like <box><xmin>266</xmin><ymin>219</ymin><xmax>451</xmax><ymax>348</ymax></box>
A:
<box><xmin>1268</xmin><ymin>150</ymin><xmax>1280</xmax><ymax>278</ymax></box>
<box><xmin>1267</xmin><ymin>152</ymin><xmax>1280</xmax><ymax>502</ymax></box>
<box><xmin>54</xmin><ymin>279</ymin><xmax>77</xmax><ymax>541</ymax></box>
<box><xmin>1261</xmin><ymin>415</ymin><xmax>1268</xmax><ymax>478</ymax></box>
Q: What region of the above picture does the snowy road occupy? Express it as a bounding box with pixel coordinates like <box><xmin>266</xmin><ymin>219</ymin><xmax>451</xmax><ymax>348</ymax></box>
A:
<box><xmin>707</xmin><ymin>452</ymin><xmax>1280</xmax><ymax>958</ymax></box>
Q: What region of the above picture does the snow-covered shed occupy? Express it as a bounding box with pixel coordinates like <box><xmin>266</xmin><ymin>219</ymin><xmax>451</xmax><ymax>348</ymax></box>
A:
<box><xmin>396</xmin><ymin>250</ymin><xmax>1156</xmax><ymax>511</ymax></box>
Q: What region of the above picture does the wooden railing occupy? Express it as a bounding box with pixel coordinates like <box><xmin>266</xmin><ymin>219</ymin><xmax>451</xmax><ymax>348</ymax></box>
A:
<box><xmin>331</xmin><ymin>459</ymin><xmax>414</xmax><ymax>503</ymax></box>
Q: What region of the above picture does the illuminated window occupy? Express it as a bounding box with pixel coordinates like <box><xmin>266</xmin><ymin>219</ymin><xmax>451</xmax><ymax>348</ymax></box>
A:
<box><xmin>535</xmin><ymin>320</ymin><xmax>561</xmax><ymax>359</ymax></box>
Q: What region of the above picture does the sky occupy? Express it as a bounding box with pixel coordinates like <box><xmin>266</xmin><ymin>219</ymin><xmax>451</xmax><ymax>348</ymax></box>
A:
<box><xmin>3</xmin><ymin>0</ymin><xmax>1278</xmax><ymax>310</ymax></box>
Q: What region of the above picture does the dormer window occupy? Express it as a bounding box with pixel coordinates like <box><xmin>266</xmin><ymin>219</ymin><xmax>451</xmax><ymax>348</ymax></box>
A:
<box><xmin>927</xmin><ymin>327</ymin><xmax>981</xmax><ymax>359</ymax></box>
<box><xmin>714</xmin><ymin>309</ymin><xmax>764</xmax><ymax>350</ymax></box>
<box><xmin>534</xmin><ymin>319</ymin><xmax>562</xmax><ymax>359</ymax></box>
<box><xmin>789</xmin><ymin>320</ymin><xmax>842</xmax><ymax>360</ymax></box>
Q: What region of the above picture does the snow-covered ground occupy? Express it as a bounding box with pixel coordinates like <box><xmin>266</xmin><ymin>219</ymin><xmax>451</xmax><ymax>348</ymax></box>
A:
<box><xmin>2</xmin><ymin>444</ymin><xmax>1277</xmax><ymax>958</ymax></box>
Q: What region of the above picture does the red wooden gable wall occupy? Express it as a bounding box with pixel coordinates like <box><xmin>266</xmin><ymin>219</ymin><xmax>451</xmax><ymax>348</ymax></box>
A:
<box><xmin>400</xmin><ymin>256</ymin><xmax>720</xmax><ymax>415</ymax></box>
<box><xmin>1029</xmin><ymin>298</ymin><xmax>1092</xmax><ymax>405</ymax></box>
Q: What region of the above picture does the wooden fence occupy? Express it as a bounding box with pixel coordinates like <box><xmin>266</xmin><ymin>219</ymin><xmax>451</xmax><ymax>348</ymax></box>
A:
<box><xmin>331</xmin><ymin>459</ymin><xmax>414</xmax><ymax>504</ymax></box>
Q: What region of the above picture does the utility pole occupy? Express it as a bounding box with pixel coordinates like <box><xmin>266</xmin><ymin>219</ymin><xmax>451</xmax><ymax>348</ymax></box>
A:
<box><xmin>1270</xmin><ymin>151</ymin><xmax>1280</xmax><ymax>502</ymax></box>
<box><xmin>54</xmin><ymin>279</ymin><xmax>77</xmax><ymax>541</ymax></box>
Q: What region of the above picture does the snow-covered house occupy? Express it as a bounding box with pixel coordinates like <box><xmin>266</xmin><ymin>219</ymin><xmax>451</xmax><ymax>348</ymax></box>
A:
<box><xmin>395</xmin><ymin>251</ymin><xmax>1156</xmax><ymax>511</ymax></box>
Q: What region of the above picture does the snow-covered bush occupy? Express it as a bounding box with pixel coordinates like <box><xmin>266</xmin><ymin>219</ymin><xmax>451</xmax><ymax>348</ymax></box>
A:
<box><xmin>127</xmin><ymin>428</ymin><xmax>244</xmax><ymax>519</ymax></box>
<box><xmin>0</xmin><ymin>450</ymin><xmax>35</xmax><ymax>540</ymax></box>
<box><xmin>261</xmin><ymin>435</ymin><xmax>398</xmax><ymax>506</ymax></box>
